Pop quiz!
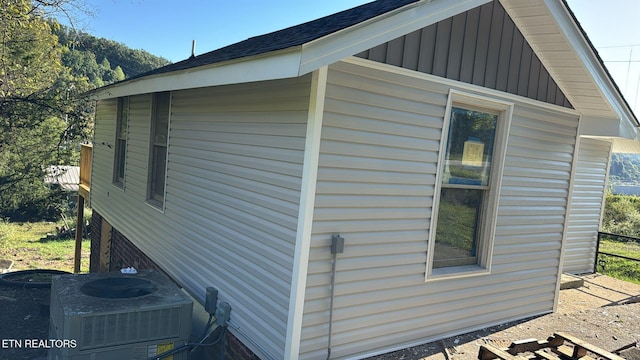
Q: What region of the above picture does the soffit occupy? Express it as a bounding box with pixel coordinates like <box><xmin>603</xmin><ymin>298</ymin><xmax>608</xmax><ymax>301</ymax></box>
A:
<box><xmin>501</xmin><ymin>0</ymin><xmax>637</xmax><ymax>131</ymax></box>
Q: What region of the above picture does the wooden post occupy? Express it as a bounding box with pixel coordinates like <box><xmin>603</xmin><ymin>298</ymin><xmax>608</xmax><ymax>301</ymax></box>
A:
<box><xmin>73</xmin><ymin>194</ymin><xmax>85</xmax><ymax>273</ymax></box>
<box><xmin>100</xmin><ymin>219</ymin><xmax>112</xmax><ymax>272</ymax></box>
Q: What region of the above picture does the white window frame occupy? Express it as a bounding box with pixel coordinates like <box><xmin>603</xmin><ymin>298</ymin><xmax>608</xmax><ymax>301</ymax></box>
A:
<box><xmin>426</xmin><ymin>90</ymin><xmax>513</xmax><ymax>281</ymax></box>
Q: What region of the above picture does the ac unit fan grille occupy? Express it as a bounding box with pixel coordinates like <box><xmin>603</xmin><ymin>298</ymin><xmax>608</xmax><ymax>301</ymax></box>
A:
<box><xmin>79</xmin><ymin>306</ymin><xmax>184</xmax><ymax>350</ymax></box>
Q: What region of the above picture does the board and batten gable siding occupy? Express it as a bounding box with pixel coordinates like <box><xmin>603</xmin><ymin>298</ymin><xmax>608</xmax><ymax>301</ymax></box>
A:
<box><xmin>563</xmin><ymin>138</ymin><xmax>612</xmax><ymax>274</ymax></box>
<box><xmin>298</xmin><ymin>60</ymin><xmax>579</xmax><ymax>359</ymax></box>
<box><xmin>91</xmin><ymin>76</ymin><xmax>312</xmax><ymax>359</ymax></box>
<box><xmin>356</xmin><ymin>0</ymin><xmax>571</xmax><ymax>109</ymax></box>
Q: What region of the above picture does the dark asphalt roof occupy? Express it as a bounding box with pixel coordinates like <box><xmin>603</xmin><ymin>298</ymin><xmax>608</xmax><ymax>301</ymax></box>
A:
<box><xmin>128</xmin><ymin>0</ymin><xmax>419</xmax><ymax>81</ymax></box>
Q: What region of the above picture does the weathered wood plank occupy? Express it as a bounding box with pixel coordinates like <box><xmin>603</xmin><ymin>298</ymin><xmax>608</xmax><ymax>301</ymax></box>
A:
<box><xmin>553</xmin><ymin>332</ymin><xmax>625</xmax><ymax>360</ymax></box>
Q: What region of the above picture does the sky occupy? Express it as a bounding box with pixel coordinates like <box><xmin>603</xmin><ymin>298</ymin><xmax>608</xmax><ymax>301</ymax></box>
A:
<box><xmin>61</xmin><ymin>0</ymin><xmax>640</xmax><ymax>113</ymax></box>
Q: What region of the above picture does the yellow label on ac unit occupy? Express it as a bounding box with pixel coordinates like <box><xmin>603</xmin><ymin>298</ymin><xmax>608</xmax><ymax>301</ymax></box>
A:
<box><xmin>145</xmin><ymin>343</ymin><xmax>174</xmax><ymax>360</ymax></box>
<box><xmin>157</xmin><ymin>342</ymin><xmax>175</xmax><ymax>360</ymax></box>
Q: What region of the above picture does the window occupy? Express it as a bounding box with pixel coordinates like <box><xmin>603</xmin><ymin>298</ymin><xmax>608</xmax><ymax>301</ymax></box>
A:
<box><xmin>113</xmin><ymin>97</ymin><xmax>129</xmax><ymax>187</ymax></box>
<box><xmin>148</xmin><ymin>92</ymin><xmax>170</xmax><ymax>207</ymax></box>
<box><xmin>427</xmin><ymin>92</ymin><xmax>511</xmax><ymax>279</ymax></box>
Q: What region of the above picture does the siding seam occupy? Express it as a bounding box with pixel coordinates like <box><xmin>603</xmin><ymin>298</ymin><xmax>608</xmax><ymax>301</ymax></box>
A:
<box><xmin>554</xmin><ymin>114</ymin><xmax>582</xmax><ymax>311</ymax></box>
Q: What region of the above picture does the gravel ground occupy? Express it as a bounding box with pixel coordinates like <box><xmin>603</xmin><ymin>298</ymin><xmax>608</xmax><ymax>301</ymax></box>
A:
<box><xmin>367</xmin><ymin>273</ymin><xmax>640</xmax><ymax>360</ymax></box>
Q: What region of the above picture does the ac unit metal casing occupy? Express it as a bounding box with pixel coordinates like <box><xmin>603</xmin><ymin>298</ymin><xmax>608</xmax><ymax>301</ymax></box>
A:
<box><xmin>48</xmin><ymin>270</ymin><xmax>193</xmax><ymax>360</ymax></box>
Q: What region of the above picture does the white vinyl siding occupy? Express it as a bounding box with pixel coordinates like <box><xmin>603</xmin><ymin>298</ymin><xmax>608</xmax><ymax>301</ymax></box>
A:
<box><xmin>93</xmin><ymin>98</ymin><xmax>119</xmax><ymax>200</ymax></box>
<box><xmin>91</xmin><ymin>76</ymin><xmax>312</xmax><ymax>359</ymax></box>
<box><xmin>563</xmin><ymin>138</ymin><xmax>612</xmax><ymax>274</ymax></box>
<box><xmin>299</xmin><ymin>60</ymin><xmax>578</xmax><ymax>359</ymax></box>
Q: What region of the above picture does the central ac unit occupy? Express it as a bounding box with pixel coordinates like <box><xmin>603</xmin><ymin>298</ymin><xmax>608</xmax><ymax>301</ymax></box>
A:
<box><xmin>48</xmin><ymin>270</ymin><xmax>193</xmax><ymax>360</ymax></box>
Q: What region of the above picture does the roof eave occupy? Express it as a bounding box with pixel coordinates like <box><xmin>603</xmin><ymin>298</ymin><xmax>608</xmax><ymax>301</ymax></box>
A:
<box><xmin>502</xmin><ymin>0</ymin><xmax>638</xmax><ymax>135</ymax></box>
<box><xmin>92</xmin><ymin>0</ymin><xmax>493</xmax><ymax>100</ymax></box>
<box><xmin>549</xmin><ymin>0</ymin><xmax>639</xmax><ymax>127</ymax></box>
<box><xmin>90</xmin><ymin>47</ymin><xmax>304</xmax><ymax>100</ymax></box>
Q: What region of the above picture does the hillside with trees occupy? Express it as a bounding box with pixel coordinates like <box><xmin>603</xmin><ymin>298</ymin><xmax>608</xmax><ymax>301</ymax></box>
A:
<box><xmin>0</xmin><ymin>0</ymin><xmax>169</xmax><ymax>221</ymax></box>
<box><xmin>609</xmin><ymin>153</ymin><xmax>640</xmax><ymax>184</ymax></box>
<box><xmin>53</xmin><ymin>25</ymin><xmax>170</xmax><ymax>88</ymax></box>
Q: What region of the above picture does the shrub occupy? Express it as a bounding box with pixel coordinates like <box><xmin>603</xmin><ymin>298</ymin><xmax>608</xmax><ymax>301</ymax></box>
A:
<box><xmin>602</xmin><ymin>193</ymin><xmax>640</xmax><ymax>237</ymax></box>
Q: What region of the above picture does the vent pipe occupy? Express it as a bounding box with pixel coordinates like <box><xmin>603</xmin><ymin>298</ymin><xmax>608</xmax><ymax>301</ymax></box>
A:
<box><xmin>190</xmin><ymin>40</ymin><xmax>196</xmax><ymax>59</ymax></box>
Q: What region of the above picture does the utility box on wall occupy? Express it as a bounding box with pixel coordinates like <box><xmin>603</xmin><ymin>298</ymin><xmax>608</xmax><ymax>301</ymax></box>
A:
<box><xmin>48</xmin><ymin>270</ymin><xmax>192</xmax><ymax>360</ymax></box>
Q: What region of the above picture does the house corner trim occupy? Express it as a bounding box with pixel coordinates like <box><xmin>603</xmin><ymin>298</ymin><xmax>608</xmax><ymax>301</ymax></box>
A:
<box><xmin>284</xmin><ymin>66</ymin><xmax>328</xmax><ymax>359</ymax></box>
<box><xmin>554</xmin><ymin>114</ymin><xmax>583</xmax><ymax>311</ymax></box>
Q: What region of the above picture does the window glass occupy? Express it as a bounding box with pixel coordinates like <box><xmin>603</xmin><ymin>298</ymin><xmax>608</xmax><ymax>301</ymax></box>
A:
<box><xmin>150</xmin><ymin>144</ymin><xmax>167</xmax><ymax>201</ymax></box>
<box><xmin>154</xmin><ymin>92</ymin><xmax>170</xmax><ymax>146</ymax></box>
<box><xmin>433</xmin><ymin>188</ymin><xmax>482</xmax><ymax>268</ymax></box>
<box><xmin>118</xmin><ymin>98</ymin><xmax>129</xmax><ymax>138</ymax></box>
<box><xmin>149</xmin><ymin>92</ymin><xmax>170</xmax><ymax>205</ymax></box>
<box><xmin>433</xmin><ymin>106</ymin><xmax>498</xmax><ymax>269</ymax></box>
<box><xmin>442</xmin><ymin>108</ymin><xmax>497</xmax><ymax>187</ymax></box>
<box><xmin>113</xmin><ymin>97</ymin><xmax>129</xmax><ymax>185</ymax></box>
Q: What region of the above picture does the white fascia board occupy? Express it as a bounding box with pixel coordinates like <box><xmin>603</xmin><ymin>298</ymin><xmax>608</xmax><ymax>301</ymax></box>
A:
<box><xmin>543</xmin><ymin>0</ymin><xmax>638</xmax><ymax>128</ymax></box>
<box><xmin>91</xmin><ymin>49</ymin><xmax>303</xmax><ymax>100</ymax></box>
<box><xmin>298</xmin><ymin>0</ymin><xmax>492</xmax><ymax>75</ymax></box>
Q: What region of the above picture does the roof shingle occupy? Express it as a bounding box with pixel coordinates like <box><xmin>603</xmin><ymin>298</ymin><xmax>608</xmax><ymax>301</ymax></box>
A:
<box><xmin>131</xmin><ymin>0</ymin><xmax>419</xmax><ymax>80</ymax></box>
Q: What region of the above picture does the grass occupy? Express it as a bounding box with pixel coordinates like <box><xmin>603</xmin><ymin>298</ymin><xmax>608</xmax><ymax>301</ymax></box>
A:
<box><xmin>0</xmin><ymin>218</ymin><xmax>90</xmax><ymax>273</ymax></box>
<box><xmin>597</xmin><ymin>239</ymin><xmax>640</xmax><ymax>285</ymax></box>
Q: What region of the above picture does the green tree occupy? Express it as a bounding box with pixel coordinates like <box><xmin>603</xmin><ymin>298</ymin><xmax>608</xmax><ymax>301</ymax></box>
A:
<box><xmin>62</xmin><ymin>48</ymin><xmax>104</xmax><ymax>87</ymax></box>
<box><xmin>111</xmin><ymin>65</ymin><xmax>125</xmax><ymax>82</ymax></box>
<box><xmin>0</xmin><ymin>0</ymin><xmax>93</xmax><ymax>220</ymax></box>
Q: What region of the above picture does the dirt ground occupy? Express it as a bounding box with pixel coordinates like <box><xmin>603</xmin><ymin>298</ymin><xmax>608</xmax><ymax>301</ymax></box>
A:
<box><xmin>368</xmin><ymin>273</ymin><xmax>640</xmax><ymax>360</ymax></box>
<box><xmin>0</xmin><ymin>286</ymin><xmax>50</xmax><ymax>360</ymax></box>
<box><xmin>0</xmin><ymin>273</ymin><xmax>638</xmax><ymax>359</ymax></box>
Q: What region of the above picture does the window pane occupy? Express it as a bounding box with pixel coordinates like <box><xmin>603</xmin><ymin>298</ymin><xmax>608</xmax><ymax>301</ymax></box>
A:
<box><xmin>433</xmin><ymin>188</ymin><xmax>483</xmax><ymax>268</ymax></box>
<box><xmin>443</xmin><ymin>108</ymin><xmax>497</xmax><ymax>186</ymax></box>
<box><xmin>114</xmin><ymin>97</ymin><xmax>128</xmax><ymax>185</ymax></box>
<box><xmin>116</xmin><ymin>139</ymin><xmax>126</xmax><ymax>180</ymax></box>
<box><xmin>118</xmin><ymin>97</ymin><xmax>129</xmax><ymax>138</ymax></box>
<box><xmin>154</xmin><ymin>92</ymin><xmax>170</xmax><ymax>145</ymax></box>
<box><xmin>151</xmin><ymin>145</ymin><xmax>167</xmax><ymax>201</ymax></box>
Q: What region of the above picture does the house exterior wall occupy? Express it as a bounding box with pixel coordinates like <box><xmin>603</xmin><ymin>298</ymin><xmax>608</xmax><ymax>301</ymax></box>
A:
<box><xmin>89</xmin><ymin>210</ymin><xmax>260</xmax><ymax>360</ymax></box>
<box><xmin>90</xmin><ymin>75</ymin><xmax>312</xmax><ymax>359</ymax></box>
<box><xmin>356</xmin><ymin>0</ymin><xmax>572</xmax><ymax>109</ymax></box>
<box><xmin>563</xmin><ymin>138</ymin><xmax>612</xmax><ymax>274</ymax></box>
<box><xmin>298</xmin><ymin>60</ymin><xmax>579</xmax><ymax>359</ymax></box>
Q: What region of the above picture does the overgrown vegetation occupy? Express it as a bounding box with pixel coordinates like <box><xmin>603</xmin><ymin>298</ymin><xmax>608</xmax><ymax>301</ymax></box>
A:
<box><xmin>601</xmin><ymin>193</ymin><xmax>640</xmax><ymax>237</ymax></box>
<box><xmin>599</xmin><ymin>193</ymin><xmax>640</xmax><ymax>284</ymax></box>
